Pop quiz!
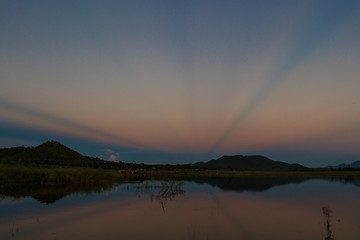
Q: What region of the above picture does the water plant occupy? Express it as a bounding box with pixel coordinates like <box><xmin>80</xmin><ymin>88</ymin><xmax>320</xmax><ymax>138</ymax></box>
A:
<box><xmin>322</xmin><ymin>206</ymin><xmax>334</xmax><ymax>240</ymax></box>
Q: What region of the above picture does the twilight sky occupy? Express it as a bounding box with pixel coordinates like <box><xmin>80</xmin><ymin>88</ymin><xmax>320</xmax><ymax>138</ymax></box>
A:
<box><xmin>1</xmin><ymin>0</ymin><xmax>360</xmax><ymax>167</ymax></box>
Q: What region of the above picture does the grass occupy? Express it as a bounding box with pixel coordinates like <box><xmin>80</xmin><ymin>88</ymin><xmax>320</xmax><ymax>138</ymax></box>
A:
<box><xmin>0</xmin><ymin>164</ymin><xmax>126</xmax><ymax>184</ymax></box>
<box><xmin>118</xmin><ymin>168</ymin><xmax>360</xmax><ymax>180</ymax></box>
<box><xmin>2</xmin><ymin>164</ymin><xmax>360</xmax><ymax>184</ymax></box>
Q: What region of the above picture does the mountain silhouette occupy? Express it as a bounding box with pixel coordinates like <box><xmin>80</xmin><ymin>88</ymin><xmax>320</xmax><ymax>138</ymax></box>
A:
<box><xmin>0</xmin><ymin>141</ymin><xmax>123</xmax><ymax>168</ymax></box>
<box><xmin>194</xmin><ymin>155</ymin><xmax>308</xmax><ymax>171</ymax></box>
<box><xmin>327</xmin><ymin>160</ymin><xmax>360</xmax><ymax>169</ymax></box>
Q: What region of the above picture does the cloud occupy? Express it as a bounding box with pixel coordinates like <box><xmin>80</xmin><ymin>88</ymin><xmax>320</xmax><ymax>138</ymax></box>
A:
<box><xmin>107</xmin><ymin>154</ymin><xmax>119</xmax><ymax>162</ymax></box>
<box><xmin>104</xmin><ymin>149</ymin><xmax>116</xmax><ymax>154</ymax></box>
<box><xmin>0</xmin><ymin>97</ymin><xmax>145</xmax><ymax>150</ymax></box>
<box><xmin>99</xmin><ymin>149</ymin><xmax>120</xmax><ymax>162</ymax></box>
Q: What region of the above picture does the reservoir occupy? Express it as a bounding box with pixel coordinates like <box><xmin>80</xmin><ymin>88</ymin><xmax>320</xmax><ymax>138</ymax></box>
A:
<box><xmin>1</xmin><ymin>178</ymin><xmax>359</xmax><ymax>240</ymax></box>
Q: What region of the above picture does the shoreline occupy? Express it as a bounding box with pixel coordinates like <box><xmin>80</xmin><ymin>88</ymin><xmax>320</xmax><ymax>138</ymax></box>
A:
<box><xmin>2</xmin><ymin>164</ymin><xmax>360</xmax><ymax>183</ymax></box>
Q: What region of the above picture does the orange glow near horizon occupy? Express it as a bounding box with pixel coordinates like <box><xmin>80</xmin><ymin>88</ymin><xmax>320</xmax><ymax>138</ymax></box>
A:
<box><xmin>1</xmin><ymin>1</ymin><xmax>360</xmax><ymax>164</ymax></box>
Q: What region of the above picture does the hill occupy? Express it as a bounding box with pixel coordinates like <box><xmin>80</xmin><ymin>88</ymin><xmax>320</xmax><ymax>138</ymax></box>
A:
<box><xmin>0</xmin><ymin>141</ymin><xmax>124</xmax><ymax>169</ymax></box>
<box><xmin>0</xmin><ymin>146</ymin><xmax>30</xmax><ymax>158</ymax></box>
<box><xmin>194</xmin><ymin>155</ymin><xmax>308</xmax><ymax>171</ymax></box>
<box><xmin>1</xmin><ymin>142</ymin><xmax>309</xmax><ymax>171</ymax></box>
<box><xmin>327</xmin><ymin>161</ymin><xmax>360</xmax><ymax>169</ymax></box>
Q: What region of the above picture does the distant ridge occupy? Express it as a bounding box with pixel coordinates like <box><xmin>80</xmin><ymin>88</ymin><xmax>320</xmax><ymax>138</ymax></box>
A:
<box><xmin>194</xmin><ymin>155</ymin><xmax>308</xmax><ymax>171</ymax></box>
<box><xmin>327</xmin><ymin>161</ymin><xmax>360</xmax><ymax>169</ymax></box>
<box><xmin>13</xmin><ymin>141</ymin><xmax>87</xmax><ymax>163</ymax></box>
<box><xmin>0</xmin><ymin>141</ymin><xmax>123</xmax><ymax>168</ymax></box>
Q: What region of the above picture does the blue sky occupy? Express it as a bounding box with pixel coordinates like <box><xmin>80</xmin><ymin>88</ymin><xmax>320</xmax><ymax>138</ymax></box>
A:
<box><xmin>1</xmin><ymin>0</ymin><xmax>360</xmax><ymax>167</ymax></box>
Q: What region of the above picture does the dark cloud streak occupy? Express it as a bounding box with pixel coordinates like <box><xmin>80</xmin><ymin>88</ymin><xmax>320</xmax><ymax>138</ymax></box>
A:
<box><xmin>0</xmin><ymin>97</ymin><xmax>143</xmax><ymax>149</ymax></box>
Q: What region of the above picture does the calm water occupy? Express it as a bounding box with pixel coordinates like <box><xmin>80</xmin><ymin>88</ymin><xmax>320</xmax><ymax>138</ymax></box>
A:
<box><xmin>1</xmin><ymin>178</ymin><xmax>360</xmax><ymax>240</ymax></box>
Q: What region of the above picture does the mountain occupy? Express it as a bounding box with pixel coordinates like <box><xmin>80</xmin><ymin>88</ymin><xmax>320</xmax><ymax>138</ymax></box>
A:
<box><xmin>0</xmin><ymin>146</ymin><xmax>30</xmax><ymax>158</ymax></box>
<box><xmin>327</xmin><ymin>161</ymin><xmax>360</xmax><ymax>169</ymax></box>
<box><xmin>194</xmin><ymin>155</ymin><xmax>308</xmax><ymax>171</ymax></box>
<box><xmin>0</xmin><ymin>141</ymin><xmax>124</xmax><ymax>169</ymax></box>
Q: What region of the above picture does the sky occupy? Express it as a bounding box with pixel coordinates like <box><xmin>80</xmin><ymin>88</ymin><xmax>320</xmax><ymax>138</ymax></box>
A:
<box><xmin>1</xmin><ymin>0</ymin><xmax>360</xmax><ymax>167</ymax></box>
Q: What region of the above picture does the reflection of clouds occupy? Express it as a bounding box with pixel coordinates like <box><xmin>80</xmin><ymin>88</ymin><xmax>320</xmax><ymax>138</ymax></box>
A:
<box><xmin>1</xmin><ymin>182</ymin><xmax>360</xmax><ymax>240</ymax></box>
<box><xmin>101</xmin><ymin>186</ymin><xmax>119</xmax><ymax>196</ymax></box>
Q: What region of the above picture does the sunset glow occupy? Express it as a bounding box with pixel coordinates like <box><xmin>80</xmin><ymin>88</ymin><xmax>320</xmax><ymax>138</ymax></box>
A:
<box><xmin>1</xmin><ymin>0</ymin><xmax>360</xmax><ymax>166</ymax></box>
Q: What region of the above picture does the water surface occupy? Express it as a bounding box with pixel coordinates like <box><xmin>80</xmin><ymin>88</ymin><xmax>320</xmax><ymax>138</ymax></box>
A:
<box><xmin>1</xmin><ymin>178</ymin><xmax>359</xmax><ymax>240</ymax></box>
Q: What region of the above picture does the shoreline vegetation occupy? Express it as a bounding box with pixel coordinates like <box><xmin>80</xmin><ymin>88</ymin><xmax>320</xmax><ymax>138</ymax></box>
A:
<box><xmin>2</xmin><ymin>163</ymin><xmax>360</xmax><ymax>183</ymax></box>
<box><xmin>1</xmin><ymin>141</ymin><xmax>360</xmax><ymax>202</ymax></box>
<box><xmin>1</xmin><ymin>140</ymin><xmax>360</xmax><ymax>183</ymax></box>
<box><xmin>1</xmin><ymin>163</ymin><xmax>360</xmax><ymax>203</ymax></box>
<box><xmin>1</xmin><ymin>163</ymin><xmax>360</xmax><ymax>204</ymax></box>
<box><xmin>1</xmin><ymin>141</ymin><xmax>360</xmax><ymax>178</ymax></box>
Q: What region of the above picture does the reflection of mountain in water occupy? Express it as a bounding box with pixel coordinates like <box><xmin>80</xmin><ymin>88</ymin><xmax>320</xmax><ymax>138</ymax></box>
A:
<box><xmin>31</xmin><ymin>191</ymin><xmax>68</xmax><ymax>204</ymax></box>
<box><xmin>0</xmin><ymin>183</ymin><xmax>116</xmax><ymax>204</ymax></box>
<box><xmin>335</xmin><ymin>179</ymin><xmax>360</xmax><ymax>188</ymax></box>
<box><xmin>3</xmin><ymin>178</ymin><xmax>360</xmax><ymax>204</ymax></box>
<box><xmin>194</xmin><ymin>177</ymin><xmax>307</xmax><ymax>192</ymax></box>
<box><xmin>195</xmin><ymin>177</ymin><xmax>360</xmax><ymax>192</ymax></box>
<box><xmin>353</xmin><ymin>180</ymin><xmax>360</xmax><ymax>187</ymax></box>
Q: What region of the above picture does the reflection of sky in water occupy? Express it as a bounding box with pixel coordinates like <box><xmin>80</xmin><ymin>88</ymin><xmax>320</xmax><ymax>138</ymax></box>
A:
<box><xmin>252</xmin><ymin>179</ymin><xmax>360</xmax><ymax>197</ymax></box>
<box><xmin>1</xmin><ymin>179</ymin><xmax>360</xmax><ymax>240</ymax></box>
